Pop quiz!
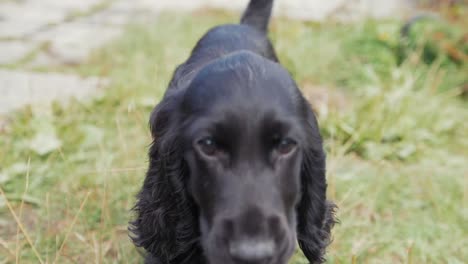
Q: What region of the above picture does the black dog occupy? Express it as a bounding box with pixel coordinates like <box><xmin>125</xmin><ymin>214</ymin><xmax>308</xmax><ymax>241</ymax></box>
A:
<box><xmin>130</xmin><ymin>0</ymin><xmax>335</xmax><ymax>263</ymax></box>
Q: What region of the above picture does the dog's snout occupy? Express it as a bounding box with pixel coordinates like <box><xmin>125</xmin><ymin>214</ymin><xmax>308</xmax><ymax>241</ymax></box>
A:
<box><xmin>268</xmin><ymin>214</ymin><xmax>282</xmax><ymax>233</ymax></box>
<box><xmin>218</xmin><ymin>207</ymin><xmax>286</xmax><ymax>263</ymax></box>
<box><xmin>229</xmin><ymin>239</ymin><xmax>275</xmax><ymax>262</ymax></box>
<box><xmin>220</xmin><ymin>207</ymin><xmax>284</xmax><ymax>236</ymax></box>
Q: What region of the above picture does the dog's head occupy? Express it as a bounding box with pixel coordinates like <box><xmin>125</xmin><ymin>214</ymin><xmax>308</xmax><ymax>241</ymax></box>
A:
<box><xmin>132</xmin><ymin>51</ymin><xmax>334</xmax><ymax>264</ymax></box>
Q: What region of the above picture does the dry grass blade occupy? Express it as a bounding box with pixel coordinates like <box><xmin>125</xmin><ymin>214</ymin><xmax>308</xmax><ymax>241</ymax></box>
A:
<box><xmin>407</xmin><ymin>243</ymin><xmax>413</xmax><ymax>264</ymax></box>
<box><xmin>16</xmin><ymin>157</ymin><xmax>30</xmax><ymax>263</ymax></box>
<box><xmin>0</xmin><ymin>186</ymin><xmax>44</xmax><ymax>264</ymax></box>
<box><xmin>53</xmin><ymin>191</ymin><xmax>91</xmax><ymax>264</ymax></box>
<box><xmin>46</xmin><ymin>193</ymin><xmax>50</xmax><ymax>263</ymax></box>
<box><xmin>0</xmin><ymin>237</ymin><xmax>15</xmax><ymax>258</ymax></box>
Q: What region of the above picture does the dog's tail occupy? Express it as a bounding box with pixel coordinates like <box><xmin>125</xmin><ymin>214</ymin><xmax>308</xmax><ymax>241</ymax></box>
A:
<box><xmin>240</xmin><ymin>0</ymin><xmax>274</xmax><ymax>33</ymax></box>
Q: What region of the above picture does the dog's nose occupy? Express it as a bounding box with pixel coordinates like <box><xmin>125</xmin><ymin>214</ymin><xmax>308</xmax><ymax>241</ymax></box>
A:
<box><xmin>229</xmin><ymin>238</ymin><xmax>275</xmax><ymax>262</ymax></box>
<box><xmin>220</xmin><ymin>206</ymin><xmax>284</xmax><ymax>262</ymax></box>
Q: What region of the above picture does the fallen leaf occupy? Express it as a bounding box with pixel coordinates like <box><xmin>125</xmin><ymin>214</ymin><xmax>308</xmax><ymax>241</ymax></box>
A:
<box><xmin>29</xmin><ymin>131</ymin><xmax>62</xmax><ymax>155</ymax></box>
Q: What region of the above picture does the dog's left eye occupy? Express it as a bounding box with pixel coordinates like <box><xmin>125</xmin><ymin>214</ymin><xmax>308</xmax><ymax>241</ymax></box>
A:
<box><xmin>276</xmin><ymin>138</ymin><xmax>297</xmax><ymax>155</ymax></box>
<box><xmin>197</xmin><ymin>137</ymin><xmax>218</xmax><ymax>156</ymax></box>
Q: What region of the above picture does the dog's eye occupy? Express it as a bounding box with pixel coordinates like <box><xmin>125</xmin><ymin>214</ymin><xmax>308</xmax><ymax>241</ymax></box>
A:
<box><xmin>276</xmin><ymin>138</ymin><xmax>296</xmax><ymax>155</ymax></box>
<box><xmin>197</xmin><ymin>137</ymin><xmax>218</xmax><ymax>156</ymax></box>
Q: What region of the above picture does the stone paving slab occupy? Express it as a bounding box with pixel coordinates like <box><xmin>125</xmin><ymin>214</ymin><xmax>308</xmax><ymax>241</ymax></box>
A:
<box><xmin>274</xmin><ymin>0</ymin><xmax>412</xmax><ymax>21</ymax></box>
<box><xmin>107</xmin><ymin>0</ymin><xmax>145</xmax><ymax>13</ymax></box>
<box><xmin>139</xmin><ymin>0</ymin><xmax>413</xmax><ymax>21</ymax></box>
<box><xmin>32</xmin><ymin>22</ymin><xmax>122</xmax><ymax>65</ymax></box>
<box><xmin>0</xmin><ymin>2</ymin><xmax>66</xmax><ymax>39</ymax></box>
<box><xmin>0</xmin><ymin>21</ymin><xmax>44</xmax><ymax>39</ymax></box>
<box><xmin>0</xmin><ymin>2</ymin><xmax>66</xmax><ymax>23</ymax></box>
<box><xmin>0</xmin><ymin>41</ymin><xmax>35</xmax><ymax>65</ymax></box>
<box><xmin>0</xmin><ymin>0</ymin><xmax>106</xmax><ymax>40</ymax></box>
<box><xmin>27</xmin><ymin>53</ymin><xmax>62</xmax><ymax>68</ymax></box>
<box><xmin>84</xmin><ymin>9</ymin><xmax>133</xmax><ymax>26</ymax></box>
<box><xmin>0</xmin><ymin>70</ymin><xmax>107</xmax><ymax>114</ymax></box>
<box><xmin>39</xmin><ymin>0</ymin><xmax>104</xmax><ymax>13</ymax></box>
<box><xmin>83</xmin><ymin>2</ymin><xmax>142</xmax><ymax>27</ymax></box>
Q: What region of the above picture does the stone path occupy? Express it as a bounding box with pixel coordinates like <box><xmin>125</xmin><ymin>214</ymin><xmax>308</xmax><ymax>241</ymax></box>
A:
<box><xmin>0</xmin><ymin>0</ymin><xmax>414</xmax><ymax>114</ymax></box>
<box><xmin>136</xmin><ymin>0</ymin><xmax>414</xmax><ymax>21</ymax></box>
<box><xmin>0</xmin><ymin>70</ymin><xmax>107</xmax><ymax>114</ymax></box>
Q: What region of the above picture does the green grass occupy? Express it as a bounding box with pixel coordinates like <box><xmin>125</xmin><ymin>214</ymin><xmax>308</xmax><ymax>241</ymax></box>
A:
<box><xmin>1</xmin><ymin>10</ymin><xmax>467</xmax><ymax>263</ymax></box>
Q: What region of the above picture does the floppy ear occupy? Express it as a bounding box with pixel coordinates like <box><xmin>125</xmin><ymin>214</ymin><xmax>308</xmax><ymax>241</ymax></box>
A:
<box><xmin>130</xmin><ymin>96</ymin><xmax>203</xmax><ymax>263</ymax></box>
<box><xmin>296</xmin><ymin>109</ymin><xmax>336</xmax><ymax>264</ymax></box>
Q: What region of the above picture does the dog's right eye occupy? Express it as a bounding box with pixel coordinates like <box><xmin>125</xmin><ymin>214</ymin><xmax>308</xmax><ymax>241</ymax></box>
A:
<box><xmin>275</xmin><ymin>138</ymin><xmax>297</xmax><ymax>155</ymax></box>
<box><xmin>197</xmin><ymin>137</ymin><xmax>218</xmax><ymax>156</ymax></box>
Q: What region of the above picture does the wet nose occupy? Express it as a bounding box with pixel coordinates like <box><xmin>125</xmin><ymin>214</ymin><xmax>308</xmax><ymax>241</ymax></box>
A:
<box><xmin>229</xmin><ymin>238</ymin><xmax>275</xmax><ymax>262</ymax></box>
<box><xmin>222</xmin><ymin>207</ymin><xmax>283</xmax><ymax>263</ymax></box>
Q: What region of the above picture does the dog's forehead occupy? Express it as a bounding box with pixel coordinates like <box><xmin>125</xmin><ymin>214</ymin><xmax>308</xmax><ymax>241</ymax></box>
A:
<box><xmin>182</xmin><ymin>51</ymin><xmax>300</xmax><ymax>115</ymax></box>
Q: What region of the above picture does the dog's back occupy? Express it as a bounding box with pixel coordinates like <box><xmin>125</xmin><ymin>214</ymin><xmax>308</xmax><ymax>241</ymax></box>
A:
<box><xmin>167</xmin><ymin>0</ymin><xmax>277</xmax><ymax>93</ymax></box>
